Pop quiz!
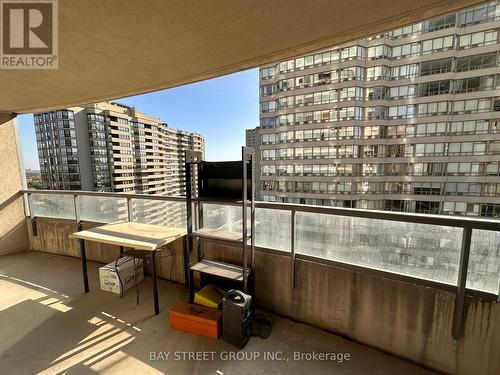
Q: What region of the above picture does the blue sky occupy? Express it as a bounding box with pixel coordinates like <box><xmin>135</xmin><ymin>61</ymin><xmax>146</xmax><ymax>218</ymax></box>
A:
<box><xmin>18</xmin><ymin>68</ymin><xmax>259</xmax><ymax>170</ymax></box>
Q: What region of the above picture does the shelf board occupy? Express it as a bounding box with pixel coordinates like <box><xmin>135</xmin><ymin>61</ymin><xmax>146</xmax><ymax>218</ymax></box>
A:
<box><xmin>190</xmin><ymin>227</ymin><xmax>250</xmax><ymax>243</ymax></box>
<box><xmin>191</xmin><ymin>197</ymin><xmax>253</xmax><ymax>204</ymax></box>
<box><xmin>190</xmin><ymin>259</ymin><xmax>251</xmax><ymax>281</ymax></box>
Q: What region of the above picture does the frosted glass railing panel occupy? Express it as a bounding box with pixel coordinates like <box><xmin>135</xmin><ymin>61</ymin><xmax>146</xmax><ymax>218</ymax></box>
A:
<box><xmin>26</xmin><ymin>191</ymin><xmax>500</xmax><ymax>293</ymax></box>
<box><xmin>202</xmin><ymin>204</ymin><xmax>242</xmax><ymax>232</ymax></box>
<box><xmin>467</xmin><ymin>230</ymin><xmax>500</xmax><ymax>293</ymax></box>
<box><xmin>201</xmin><ymin>204</ymin><xmax>291</xmax><ymax>251</ymax></box>
<box><xmin>255</xmin><ymin>208</ymin><xmax>291</xmax><ymax>252</ymax></box>
<box><xmin>79</xmin><ymin>196</ymin><xmax>127</xmax><ymax>223</ymax></box>
<box><xmin>30</xmin><ymin>193</ymin><xmax>75</xmax><ymax>219</ymax></box>
<box><xmin>295</xmin><ymin>212</ymin><xmax>463</xmax><ymax>284</ymax></box>
<box><xmin>131</xmin><ymin>199</ymin><xmax>186</xmax><ymax>228</ymax></box>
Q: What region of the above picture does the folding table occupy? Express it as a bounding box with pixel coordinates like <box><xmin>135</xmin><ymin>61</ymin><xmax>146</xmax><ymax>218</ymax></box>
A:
<box><xmin>69</xmin><ymin>222</ymin><xmax>187</xmax><ymax>315</ymax></box>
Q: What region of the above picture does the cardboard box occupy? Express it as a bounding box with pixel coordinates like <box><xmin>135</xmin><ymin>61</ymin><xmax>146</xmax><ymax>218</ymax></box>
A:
<box><xmin>99</xmin><ymin>257</ymin><xmax>144</xmax><ymax>294</ymax></box>
<box><xmin>169</xmin><ymin>301</ymin><xmax>222</xmax><ymax>339</ymax></box>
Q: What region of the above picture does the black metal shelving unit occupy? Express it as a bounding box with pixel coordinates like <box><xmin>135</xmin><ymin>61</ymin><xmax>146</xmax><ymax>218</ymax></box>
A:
<box><xmin>184</xmin><ymin>146</ymin><xmax>255</xmax><ymax>302</ymax></box>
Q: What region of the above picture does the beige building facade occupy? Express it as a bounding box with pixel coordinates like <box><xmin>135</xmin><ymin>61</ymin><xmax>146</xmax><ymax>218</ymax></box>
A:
<box><xmin>259</xmin><ymin>1</ymin><xmax>500</xmax><ymax>217</ymax></box>
<box><xmin>34</xmin><ymin>102</ymin><xmax>204</xmax><ymax>196</ymax></box>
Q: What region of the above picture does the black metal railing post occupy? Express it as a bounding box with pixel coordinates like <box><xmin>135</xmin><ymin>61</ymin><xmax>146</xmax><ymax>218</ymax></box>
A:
<box><xmin>291</xmin><ymin>209</ymin><xmax>296</xmax><ymax>290</ymax></box>
<box><xmin>452</xmin><ymin>226</ymin><xmax>473</xmax><ymax>340</ymax></box>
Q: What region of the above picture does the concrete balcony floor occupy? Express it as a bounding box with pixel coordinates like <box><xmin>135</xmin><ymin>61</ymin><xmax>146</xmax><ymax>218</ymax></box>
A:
<box><xmin>0</xmin><ymin>251</ymin><xmax>434</xmax><ymax>375</ymax></box>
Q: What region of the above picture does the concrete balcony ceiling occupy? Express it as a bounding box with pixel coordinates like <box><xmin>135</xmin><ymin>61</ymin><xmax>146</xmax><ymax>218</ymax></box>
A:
<box><xmin>0</xmin><ymin>0</ymin><xmax>486</xmax><ymax>115</ymax></box>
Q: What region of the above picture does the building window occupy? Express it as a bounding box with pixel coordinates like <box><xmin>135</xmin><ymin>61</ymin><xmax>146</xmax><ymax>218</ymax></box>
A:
<box><xmin>456</xmin><ymin>52</ymin><xmax>497</xmax><ymax>72</ymax></box>
<box><xmin>458</xmin><ymin>2</ymin><xmax>500</xmax><ymax>26</ymax></box>
<box><xmin>452</xmin><ymin>76</ymin><xmax>494</xmax><ymax>93</ymax></box>
<box><xmin>392</xmin><ymin>42</ymin><xmax>420</xmax><ymax>59</ymax></box>
<box><xmin>424</xmin><ymin>14</ymin><xmax>456</xmax><ymax>31</ymax></box>
<box><xmin>489</xmin><ymin>141</ymin><xmax>500</xmax><ymax>154</ymax></box>
<box><xmin>450</xmin><ymin>98</ymin><xmax>491</xmax><ymax>114</ymax></box>
<box><xmin>391</xmin><ymin>64</ymin><xmax>418</xmax><ymax>79</ymax></box>
<box><xmin>260</xmin><ymin>84</ymin><xmax>274</xmax><ymax>96</ymax></box>
<box><xmin>418</xmin><ymin>80</ymin><xmax>450</xmax><ymax>96</ymax></box>
<box><xmin>260</xmin><ymin>66</ymin><xmax>276</xmax><ymax>79</ymax></box>
<box><xmin>420</xmin><ymin>58</ymin><xmax>452</xmax><ymax>76</ymax></box>
<box><xmin>367</xmin><ymin>45</ymin><xmax>391</xmax><ymax>60</ymax></box>
<box><xmin>388</xmin><ymin>105</ymin><xmax>416</xmax><ymax>119</ymax></box>
<box><xmin>458</xmin><ymin>30</ymin><xmax>498</xmax><ymax>49</ymax></box>
<box><xmin>391</xmin><ymin>23</ymin><xmax>422</xmax><ymax>38</ymax></box>
<box><xmin>260</xmin><ymin>100</ymin><xmax>277</xmax><ymax>113</ymax></box>
<box><xmin>366</xmin><ymin>66</ymin><xmax>390</xmax><ymax>80</ymax></box>
<box><xmin>421</xmin><ymin>35</ymin><xmax>454</xmax><ymax>54</ymax></box>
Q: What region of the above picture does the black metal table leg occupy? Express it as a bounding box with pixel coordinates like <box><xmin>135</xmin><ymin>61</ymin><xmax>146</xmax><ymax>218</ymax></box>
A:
<box><xmin>152</xmin><ymin>251</ymin><xmax>159</xmax><ymax>315</ymax></box>
<box><xmin>183</xmin><ymin>236</ymin><xmax>190</xmax><ymax>288</ymax></box>
<box><xmin>80</xmin><ymin>239</ymin><xmax>89</xmax><ymax>293</ymax></box>
<box><xmin>120</xmin><ymin>246</ymin><xmax>124</xmax><ymax>256</ymax></box>
<box><xmin>189</xmin><ymin>270</ymin><xmax>195</xmax><ymax>303</ymax></box>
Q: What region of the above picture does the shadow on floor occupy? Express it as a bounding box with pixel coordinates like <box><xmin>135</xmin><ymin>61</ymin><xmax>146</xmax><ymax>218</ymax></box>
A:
<box><xmin>0</xmin><ymin>250</ymin><xmax>435</xmax><ymax>375</ymax></box>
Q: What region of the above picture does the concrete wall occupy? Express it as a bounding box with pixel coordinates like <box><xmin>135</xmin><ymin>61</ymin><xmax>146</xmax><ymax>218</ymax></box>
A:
<box><xmin>27</xmin><ymin>219</ymin><xmax>499</xmax><ymax>375</ymax></box>
<box><xmin>0</xmin><ymin>117</ymin><xmax>28</xmax><ymax>254</ymax></box>
<box><xmin>203</xmin><ymin>242</ymin><xmax>500</xmax><ymax>375</ymax></box>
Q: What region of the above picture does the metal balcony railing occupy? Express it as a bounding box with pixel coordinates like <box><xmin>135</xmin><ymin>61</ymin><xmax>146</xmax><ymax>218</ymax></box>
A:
<box><xmin>13</xmin><ymin>189</ymin><xmax>500</xmax><ymax>340</ymax></box>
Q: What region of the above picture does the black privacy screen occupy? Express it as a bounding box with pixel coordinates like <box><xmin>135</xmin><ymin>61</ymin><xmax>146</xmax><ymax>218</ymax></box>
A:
<box><xmin>198</xmin><ymin>161</ymin><xmax>252</xmax><ymax>200</ymax></box>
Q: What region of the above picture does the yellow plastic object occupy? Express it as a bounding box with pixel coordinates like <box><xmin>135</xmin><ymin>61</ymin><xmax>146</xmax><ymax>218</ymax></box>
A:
<box><xmin>194</xmin><ymin>284</ymin><xmax>224</xmax><ymax>309</ymax></box>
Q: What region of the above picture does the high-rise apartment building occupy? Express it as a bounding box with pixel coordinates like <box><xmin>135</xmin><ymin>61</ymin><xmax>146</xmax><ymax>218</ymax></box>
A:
<box><xmin>34</xmin><ymin>102</ymin><xmax>204</xmax><ymax>195</ymax></box>
<box><xmin>259</xmin><ymin>1</ymin><xmax>500</xmax><ymax>217</ymax></box>
<box><xmin>245</xmin><ymin>127</ymin><xmax>259</xmax><ymax>149</ymax></box>
<box><xmin>245</xmin><ymin>127</ymin><xmax>261</xmax><ymax>198</ymax></box>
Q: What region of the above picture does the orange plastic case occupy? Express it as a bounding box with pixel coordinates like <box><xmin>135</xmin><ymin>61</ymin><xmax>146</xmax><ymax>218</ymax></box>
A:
<box><xmin>169</xmin><ymin>301</ymin><xmax>222</xmax><ymax>339</ymax></box>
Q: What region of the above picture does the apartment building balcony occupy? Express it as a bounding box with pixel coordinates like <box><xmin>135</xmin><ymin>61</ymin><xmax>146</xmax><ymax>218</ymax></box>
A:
<box><xmin>0</xmin><ymin>1</ymin><xmax>497</xmax><ymax>374</ymax></box>
<box><xmin>0</xmin><ymin>189</ymin><xmax>499</xmax><ymax>374</ymax></box>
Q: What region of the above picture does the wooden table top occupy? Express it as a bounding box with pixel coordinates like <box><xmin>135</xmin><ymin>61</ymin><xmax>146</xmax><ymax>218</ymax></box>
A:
<box><xmin>69</xmin><ymin>222</ymin><xmax>187</xmax><ymax>251</ymax></box>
